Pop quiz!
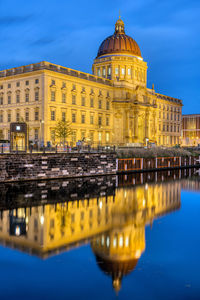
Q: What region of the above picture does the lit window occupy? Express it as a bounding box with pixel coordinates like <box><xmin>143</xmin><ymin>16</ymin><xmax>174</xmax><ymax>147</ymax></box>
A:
<box><xmin>35</xmin><ymin>110</ymin><xmax>39</xmax><ymax>121</ymax></box>
<box><xmin>106</xmin><ymin>132</ymin><xmax>110</xmax><ymax>142</ymax></box>
<box><xmin>102</xmin><ymin>68</ymin><xmax>106</xmax><ymax>77</ymax></box>
<box><xmin>8</xmin><ymin>95</ymin><xmax>11</xmax><ymax>104</ymax></box>
<box><xmin>81</xmin><ymin>97</ymin><xmax>85</xmax><ymax>106</ymax></box>
<box><xmin>115</xmin><ymin>68</ymin><xmax>119</xmax><ymax>75</ymax></box>
<box><xmin>25</xmin><ymin>93</ymin><xmax>29</xmax><ymax>103</ymax></box>
<box><xmin>25</xmin><ymin>111</ymin><xmax>29</xmax><ymax>122</ymax></box>
<box><xmin>128</xmin><ymin>68</ymin><xmax>131</xmax><ymax>75</ymax></box>
<box><xmin>62</xmin><ymin>93</ymin><xmax>66</xmax><ymax>103</ymax></box>
<box><xmin>98</xmin><ymin>132</ymin><xmax>102</xmax><ymax>142</ymax></box>
<box><xmin>97</xmin><ymin>68</ymin><xmax>101</xmax><ymax>77</ymax></box>
<box><xmin>72</xmin><ymin>113</ymin><xmax>76</xmax><ymax>123</ymax></box>
<box><xmin>62</xmin><ymin>112</ymin><xmax>66</xmax><ymax>121</ymax></box>
<box><xmin>72</xmin><ymin>95</ymin><xmax>76</xmax><ymax>104</ymax></box>
<box><xmin>51</xmin><ymin>111</ymin><xmax>55</xmax><ymax>121</ymax></box>
<box><xmin>81</xmin><ymin>114</ymin><xmax>85</xmax><ymax>124</ymax></box>
<box><xmin>51</xmin><ymin>91</ymin><xmax>55</xmax><ymax>101</ymax></box>
<box><xmin>90</xmin><ymin>98</ymin><xmax>94</xmax><ymax>107</ymax></box>
<box><xmin>108</xmin><ymin>67</ymin><xmax>111</xmax><ymax>76</ymax></box>
<box><xmin>121</xmin><ymin>68</ymin><xmax>125</xmax><ymax>75</ymax></box>
<box><xmin>35</xmin><ymin>91</ymin><xmax>39</xmax><ymax>101</ymax></box>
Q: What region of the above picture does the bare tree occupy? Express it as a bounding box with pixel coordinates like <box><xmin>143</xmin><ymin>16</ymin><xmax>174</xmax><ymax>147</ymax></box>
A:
<box><xmin>55</xmin><ymin>120</ymin><xmax>72</xmax><ymax>146</ymax></box>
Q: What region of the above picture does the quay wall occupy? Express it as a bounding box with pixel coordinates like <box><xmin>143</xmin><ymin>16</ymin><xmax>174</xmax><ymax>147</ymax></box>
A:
<box><xmin>118</xmin><ymin>156</ymin><xmax>200</xmax><ymax>173</ymax></box>
<box><xmin>0</xmin><ymin>152</ymin><xmax>117</xmax><ymax>183</ymax></box>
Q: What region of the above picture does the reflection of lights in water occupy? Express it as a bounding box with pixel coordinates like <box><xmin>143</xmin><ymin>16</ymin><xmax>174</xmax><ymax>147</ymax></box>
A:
<box><xmin>113</xmin><ymin>237</ymin><xmax>117</xmax><ymax>248</ymax></box>
<box><xmin>145</xmin><ymin>183</ymin><xmax>148</xmax><ymax>190</ymax></box>
<box><xmin>125</xmin><ymin>236</ymin><xmax>129</xmax><ymax>247</ymax></box>
<box><xmin>99</xmin><ymin>201</ymin><xmax>103</xmax><ymax>210</ymax></box>
<box><xmin>119</xmin><ymin>236</ymin><xmax>123</xmax><ymax>247</ymax></box>
<box><xmin>143</xmin><ymin>199</ymin><xmax>146</xmax><ymax>207</ymax></box>
<box><xmin>101</xmin><ymin>236</ymin><xmax>104</xmax><ymax>246</ymax></box>
<box><xmin>25</xmin><ymin>216</ymin><xmax>29</xmax><ymax>224</ymax></box>
<box><xmin>15</xmin><ymin>226</ymin><xmax>20</xmax><ymax>236</ymax></box>
<box><xmin>106</xmin><ymin>237</ymin><xmax>110</xmax><ymax>247</ymax></box>
<box><xmin>124</xmin><ymin>191</ymin><xmax>127</xmax><ymax>198</ymax></box>
<box><xmin>40</xmin><ymin>215</ymin><xmax>44</xmax><ymax>225</ymax></box>
<box><xmin>135</xmin><ymin>250</ymin><xmax>141</xmax><ymax>259</ymax></box>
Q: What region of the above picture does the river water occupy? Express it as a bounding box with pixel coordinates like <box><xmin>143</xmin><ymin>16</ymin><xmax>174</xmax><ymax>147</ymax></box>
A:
<box><xmin>0</xmin><ymin>169</ymin><xmax>199</xmax><ymax>300</ymax></box>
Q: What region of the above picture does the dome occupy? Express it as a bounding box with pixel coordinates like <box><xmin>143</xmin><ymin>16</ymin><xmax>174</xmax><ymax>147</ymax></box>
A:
<box><xmin>97</xmin><ymin>18</ymin><xmax>142</xmax><ymax>58</ymax></box>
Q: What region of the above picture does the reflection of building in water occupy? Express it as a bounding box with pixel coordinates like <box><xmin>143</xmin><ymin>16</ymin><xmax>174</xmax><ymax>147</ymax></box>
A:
<box><xmin>91</xmin><ymin>180</ymin><xmax>181</xmax><ymax>292</ymax></box>
<box><xmin>0</xmin><ymin>179</ymin><xmax>181</xmax><ymax>290</ymax></box>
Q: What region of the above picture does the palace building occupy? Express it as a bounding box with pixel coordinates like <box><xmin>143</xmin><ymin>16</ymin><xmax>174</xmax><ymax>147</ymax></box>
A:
<box><xmin>0</xmin><ymin>17</ymin><xmax>182</xmax><ymax>147</ymax></box>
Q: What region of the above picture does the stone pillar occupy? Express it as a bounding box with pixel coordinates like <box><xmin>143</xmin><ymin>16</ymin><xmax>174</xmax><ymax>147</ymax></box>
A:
<box><xmin>133</xmin><ymin>108</ymin><xmax>139</xmax><ymax>142</ymax></box>
<box><xmin>145</xmin><ymin>110</ymin><xmax>150</xmax><ymax>139</ymax></box>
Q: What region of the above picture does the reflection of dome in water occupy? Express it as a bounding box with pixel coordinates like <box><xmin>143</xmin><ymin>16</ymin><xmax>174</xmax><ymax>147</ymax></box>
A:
<box><xmin>94</xmin><ymin>254</ymin><xmax>138</xmax><ymax>293</ymax></box>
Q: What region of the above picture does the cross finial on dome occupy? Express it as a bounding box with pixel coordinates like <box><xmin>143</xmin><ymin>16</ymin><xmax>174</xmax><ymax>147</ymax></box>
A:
<box><xmin>119</xmin><ymin>10</ymin><xmax>121</xmax><ymax>19</ymax></box>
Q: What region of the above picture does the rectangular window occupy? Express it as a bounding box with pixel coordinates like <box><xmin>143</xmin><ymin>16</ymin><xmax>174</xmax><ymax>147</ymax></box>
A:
<box><xmin>121</xmin><ymin>68</ymin><xmax>125</xmax><ymax>75</ymax></box>
<box><xmin>81</xmin><ymin>114</ymin><xmax>85</xmax><ymax>124</ymax></box>
<box><xmin>0</xmin><ymin>113</ymin><xmax>3</xmax><ymax>123</ymax></box>
<box><xmin>7</xmin><ymin>113</ymin><xmax>11</xmax><ymax>122</ymax></box>
<box><xmin>35</xmin><ymin>91</ymin><xmax>39</xmax><ymax>101</ymax></box>
<box><xmin>35</xmin><ymin>111</ymin><xmax>39</xmax><ymax>121</ymax></box>
<box><xmin>108</xmin><ymin>67</ymin><xmax>111</xmax><ymax>76</ymax></box>
<box><xmin>72</xmin><ymin>112</ymin><xmax>76</xmax><ymax>123</ymax></box>
<box><xmin>89</xmin><ymin>132</ymin><xmax>94</xmax><ymax>143</ymax></box>
<box><xmin>8</xmin><ymin>83</ymin><xmax>11</xmax><ymax>88</ymax></box>
<box><xmin>115</xmin><ymin>68</ymin><xmax>119</xmax><ymax>75</ymax></box>
<box><xmin>90</xmin><ymin>114</ymin><xmax>94</xmax><ymax>124</ymax></box>
<box><xmin>25</xmin><ymin>93</ymin><xmax>29</xmax><ymax>103</ymax></box>
<box><xmin>98</xmin><ymin>99</ymin><xmax>102</xmax><ymax>109</ymax></box>
<box><xmin>81</xmin><ymin>97</ymin><xmax>85</xmax><ymax>106</ymax></box>
<box><xmin>51</xmin><ymin>111</ymin><xmax>55</xmax><ymax>121</ymax></box>
<box><xmin>90</xmin><ymin>98</ymin><xmax>94</xmax><ymax>107</ymax></box>
<box><xmin>106</xmin><ymin>116</ymin><xmax>109</xmax><ymax>126</ymax></box>
<box><xmin>51</xmin><ymin>80</ymin><xmax>55</xmax><ymax>85</ymax></box>
<box><xmin>62</xmin><ymin>112</ymin><xmax>66</xmax><ymax>121</ymax></box>
<box><xmin>26</xmin><ymin>80</ymin><xmax>29</xmax><ymax>86</ymax></box>
<box><xmin>106</xmin><ymin>132</ymin><xmax>110</xmax><ymax>142</ymax></box>
<box><xmin>97</xmin><ymin>68</ymin><xmax>101</xmax><ymax>77</ymax></box>
<box><xmin>51</xmin><ymin>91</ymin><xmax>55</xmax><ymax>101</ymax></box>
<box><xmin>16</xmin><ymin>112</ymin><xmax>20</xmax><ymax>122</ymax></box>
<box><xmin>34</xmin><ymin>129</ymin><xmax>39</xmax><ymax>140</ymax></box>
<box><xmin>62</xmin><ymin>93</ymin><xmax>66</xmax><ymax>103</ymax></box>
<box><xmin>106</xmin><ymin>101</ymin><xmax>110</xmax><ymax>110</ymax></box>
<box><xmin>98</xmin><ymin>132</ymin><xmax>102</xmax><ymax>142</ymax></box>
<box><xmin>62</xmin><ymin>82</ymin><xmax>66</xmax><ymax>88</ymax></box>
<box><xmin>72</xmin><ymin>84</ymin><xmax>76</xmax><ymax>90</ymax></box>
<box><xmin>0</xmin><ymin>85</ymin><xmax>3</xmax><ymax>90</ymax></box>
<box><xmin>72</xmin><ymin>95</ymin><xmax>76</xmax><ymax>105</ymax></box>
<box><xmin>0</xmin><ymin>96</ymin><xmax>3</xmax><ymax>105</ymax></box>
<box><xmin>128</xmin><ymin>68</ymin><xmax>131</xmax><ymax>75</ymax></box>
<box><xmin>98</xmin><ymin>116</ymin><xmax>102</xmax><ymax>126</ymax></box>
<box><xmin>35</xmin><ymin>79</ymin><xmax>39</xmax><ymax>84</ymax></box>
<box><xmin>102</xmin><ymin>67</ymin><xmax>106</xmax><ymax>77</ymax></box>
<box><xmin>16</xmin><ymin>82</ymin><xmax>20</xmax><ymax>87</ymax></box>
<box><xmin>25</xmin><ymin>111</ymin><xmax>29</xmax><ymax>122</ymax></box>
<box><xmin>16</xmin><ymin>94</ymin><xmax>20</xmax><ymax>103</ymax></box>
<box><xmin>8</xmin><ymin>95</ymin><xmax>11</xmax><ymax>104</ymax></box>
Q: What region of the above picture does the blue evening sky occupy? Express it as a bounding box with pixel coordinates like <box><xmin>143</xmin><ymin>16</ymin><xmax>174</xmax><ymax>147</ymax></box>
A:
<box><xmin>0</xmin><ymin>0</ymin><xmax>199</xmax><ymax>114</ymax></box>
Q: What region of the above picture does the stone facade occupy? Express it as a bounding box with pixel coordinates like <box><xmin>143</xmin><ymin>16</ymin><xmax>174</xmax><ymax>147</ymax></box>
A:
<box><xmin>0</xmin><ymin>152</ymin><xmax>116</xmax><ymax>182</ymax></box>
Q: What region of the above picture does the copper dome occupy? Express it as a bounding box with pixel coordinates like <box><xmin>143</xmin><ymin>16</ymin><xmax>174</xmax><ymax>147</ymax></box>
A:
<box><xmin>97</xmin><ymin>18</ymin><xmax>142</xmax><ymax>58</ymax></box>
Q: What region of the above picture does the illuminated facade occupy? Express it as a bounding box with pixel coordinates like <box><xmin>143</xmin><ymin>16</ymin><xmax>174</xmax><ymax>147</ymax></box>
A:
<box><xmin>0</xmin><ymin>18</ymin><xmax>182</xmax><ymax>147</ymax></box>
<box><xmin>182</xmin><ymin>114</ymin><xmax>200</xmax><ymax>146</ymax></box>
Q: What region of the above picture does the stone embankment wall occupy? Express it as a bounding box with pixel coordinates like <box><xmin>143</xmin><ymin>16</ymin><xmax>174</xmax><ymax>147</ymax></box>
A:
<box><xmin>118</xmin><ymin>156</ymin><xmax>200</xmax><ymax>172</ymax></box>
<box><xmin>0</xmin><ymin>152</ymin><xmax>116</xmax><ymax>183</ymax></box>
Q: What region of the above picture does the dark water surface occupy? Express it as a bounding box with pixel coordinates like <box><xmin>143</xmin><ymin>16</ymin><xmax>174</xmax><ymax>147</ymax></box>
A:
<box><xmin>0</xmin><ymin>169</ymin><xmax>199</xmax><ymax>300</ymax></box>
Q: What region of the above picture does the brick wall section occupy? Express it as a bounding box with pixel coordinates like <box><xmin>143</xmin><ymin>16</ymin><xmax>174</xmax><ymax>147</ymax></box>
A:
<box><xmin>0</xmin><ymin>152</ymin><xmax>117</xmax><ymax>182</ymax></box>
